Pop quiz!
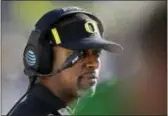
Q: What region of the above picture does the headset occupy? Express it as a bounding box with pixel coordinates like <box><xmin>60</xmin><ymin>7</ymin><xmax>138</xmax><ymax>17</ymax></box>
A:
<box><xmin>7</xmin><ymin>6</ymin><xmax>104</xmax><ymax>116</ymax></box>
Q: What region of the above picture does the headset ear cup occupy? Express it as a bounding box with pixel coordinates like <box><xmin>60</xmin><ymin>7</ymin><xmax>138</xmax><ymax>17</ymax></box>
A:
<box><xmin>23</xmin><ymin>44</ymin><xmax>39</xmax><ymax>74</ymax></box>
<box><xmin>38</xmin><ymin>39</ymin><xmax>53</xmax><ymax>74</ymax></box>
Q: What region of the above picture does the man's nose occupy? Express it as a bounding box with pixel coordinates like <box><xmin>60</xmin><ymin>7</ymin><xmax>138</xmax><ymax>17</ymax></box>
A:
<box><xmin>85</xmin><ymin>56</ymin><xmax>100</xmax><ymax>69</ymax></box>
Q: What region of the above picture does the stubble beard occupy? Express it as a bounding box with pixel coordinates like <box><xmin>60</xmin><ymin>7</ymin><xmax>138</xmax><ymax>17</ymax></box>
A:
<box><xmin>76</xmin><ymin>79</ymin><xmax>97</xmax><ymax>98</ymax></box>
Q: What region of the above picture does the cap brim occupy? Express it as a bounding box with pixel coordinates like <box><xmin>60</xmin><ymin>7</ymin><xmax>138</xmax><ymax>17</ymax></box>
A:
<box><xmin>61</xmin><ymin>37</ymin><xmax>124</xmax><ymax>53</ymax></box>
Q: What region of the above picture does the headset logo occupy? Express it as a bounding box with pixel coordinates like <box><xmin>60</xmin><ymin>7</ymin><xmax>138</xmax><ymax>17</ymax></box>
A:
<box><xmin>25</xmin><ymin>50</ymin><xmax>36</xmax><ymax>66</ymax></box>
<box><xmin>84</xmin><ymin>21</ymin><xmax>98</xmax><ymax>34</ymax></box>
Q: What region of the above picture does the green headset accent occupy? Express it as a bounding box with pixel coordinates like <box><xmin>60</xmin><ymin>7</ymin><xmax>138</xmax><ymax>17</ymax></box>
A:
<box><xmin>51</xmin><ymin>28</ymin><xmax>62</xmax><ymax>44</ymax></box>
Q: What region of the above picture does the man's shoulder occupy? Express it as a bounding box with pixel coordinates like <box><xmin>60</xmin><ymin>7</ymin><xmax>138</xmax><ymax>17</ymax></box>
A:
<box><xmin>10</xmin><ymin>98</ymin><xmax>45</xmax><ymax>116</ymax></box>
<box><xmin>10</xmin><ymin>84</ymin><xmax>67</xmax><ymax>116</ymax></box>
<box><xmin>10</xmin><ymin>102</ymin><xmax>34</xmax><ymax>116</ymax></box>
<box><xmin>10</xmin><ymin>96</ymin><xmax>61</xmax><ymax>116</ymax></box>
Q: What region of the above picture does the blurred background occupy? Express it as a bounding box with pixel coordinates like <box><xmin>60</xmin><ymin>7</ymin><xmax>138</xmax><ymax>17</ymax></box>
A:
<box><xmin>2</xmin><ymin>1</ymin><xmax>167</xmax><ymax>115</ymax></box>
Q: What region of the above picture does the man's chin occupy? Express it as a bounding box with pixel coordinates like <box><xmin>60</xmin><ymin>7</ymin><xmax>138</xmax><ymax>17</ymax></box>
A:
<box><xmin>77</xmin><ymin>85</ymin><xmax>96</xmax><ymax>98</ymax></box>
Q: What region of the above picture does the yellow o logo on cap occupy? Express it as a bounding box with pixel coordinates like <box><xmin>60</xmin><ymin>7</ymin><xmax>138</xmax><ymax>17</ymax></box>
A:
<box><xmin>84</xmin><ymin>21</ymin><xmax>98</xmax><ymax>34</ymax></box>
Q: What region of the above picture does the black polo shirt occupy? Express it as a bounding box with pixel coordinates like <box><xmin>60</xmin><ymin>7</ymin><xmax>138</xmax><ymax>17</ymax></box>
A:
<box><xmin>10</xmin><ymin>83</ymin><xmax>73</xmax><ymax>116</ymax></box>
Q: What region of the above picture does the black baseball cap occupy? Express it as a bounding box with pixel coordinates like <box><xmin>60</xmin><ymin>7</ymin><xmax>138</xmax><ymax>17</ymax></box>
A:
<box><xmin>50</xmin><ymin>13</ymin><xmax>123</xmax><ymax>53</ymax></box>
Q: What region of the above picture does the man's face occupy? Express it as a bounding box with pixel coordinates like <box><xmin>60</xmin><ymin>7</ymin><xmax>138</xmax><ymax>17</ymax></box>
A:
<box><xmin>53</xmin><ymin>46</ymin><xmax>101</xmax><ymax>98</ymax></box>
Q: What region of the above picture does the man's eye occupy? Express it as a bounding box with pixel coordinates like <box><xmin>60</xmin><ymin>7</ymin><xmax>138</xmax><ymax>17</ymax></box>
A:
<box><xmin>79</xmin><ymin>50</ymin><xmax>86</xmax><ymax>57</ymax></box>
<box><xmin>93</xmin><ymin>49</ymin><xmax>101</xmax><ymax>57</ymax></box>
<box><xmin>79</xmin><ymin>49</ymin><xmax>101</xmax><ymax>57</ymax></box>
<box><xmin>94</xmin><ymin>51</ymin><xmax>101</xmax><ymax>57</ymax></box>
<box><xmin>83</xmin><ymin>51</ymin><xmax>88</xmax><ymax>57</ymax></box>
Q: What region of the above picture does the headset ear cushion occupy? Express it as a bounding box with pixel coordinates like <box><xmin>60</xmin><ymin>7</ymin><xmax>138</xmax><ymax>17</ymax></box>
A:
<box><xmin>38</xmin><ymin>39</ymin><xmax>53</xmax><ymax>74</ymax></box>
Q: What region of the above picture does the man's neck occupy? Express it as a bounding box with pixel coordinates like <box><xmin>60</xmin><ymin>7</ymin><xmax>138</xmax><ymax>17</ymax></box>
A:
<box><xmin>40</xmin><ymin>80</ymin><xmax>76</xmax><ymax>105</ymax></box>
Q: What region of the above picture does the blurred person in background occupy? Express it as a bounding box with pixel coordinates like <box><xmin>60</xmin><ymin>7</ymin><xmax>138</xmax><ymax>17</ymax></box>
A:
<box><xmin>133</xmin><ymin>3</ymin><xmax>167</xmax><ymax>114</ymax></box>
<box><xmin>8</xmin><ymin>6</ymin><xmax>123</xmax><ymax>116</ymax></box>
<box><xmin>74</xmin><ymin>2</ymin><xmax>166</xmax><ymax>115</ymax></box>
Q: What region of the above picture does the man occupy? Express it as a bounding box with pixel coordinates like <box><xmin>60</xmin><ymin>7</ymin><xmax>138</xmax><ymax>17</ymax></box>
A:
<box><xmin>8</xmin><ymin>6</ymin><xmax>123</xmax><ymax>116</ymax></box>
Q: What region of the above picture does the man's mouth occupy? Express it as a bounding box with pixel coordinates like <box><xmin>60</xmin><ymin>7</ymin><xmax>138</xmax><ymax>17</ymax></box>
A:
<box><xmin>77</xmin><ymin>72</ymin><xmax>98</xmax><ymax>90</ymax></box>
